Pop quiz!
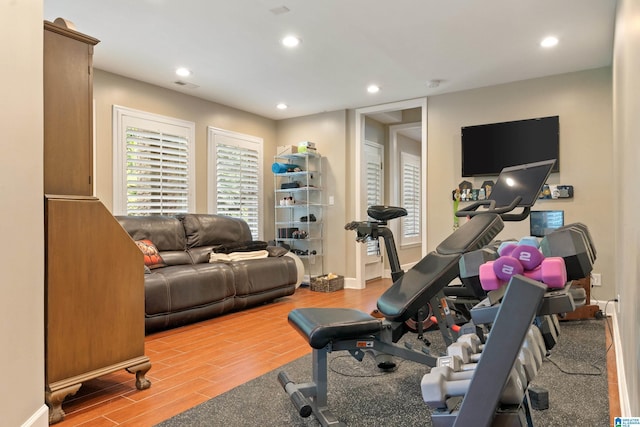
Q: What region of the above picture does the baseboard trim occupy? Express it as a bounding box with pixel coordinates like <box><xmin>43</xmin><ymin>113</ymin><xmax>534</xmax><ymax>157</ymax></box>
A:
<box><xmin>344</xmin><ymin>277</ymin><xmax>363</xmax><ymax>289</ymax></box>
<box><xmin>611</xmin><ymin>308</ymin><xmax>631</xmax><ymax>417</ymax></box>
<box><xmin>21</xmin><ymin>404</ymin><xmax>48</xmax><ymax>427</ymax></box>
<box><xmin>594</xmin><ymin>299</ymin><xmax>630</xmax><ymax>417</ymax></box>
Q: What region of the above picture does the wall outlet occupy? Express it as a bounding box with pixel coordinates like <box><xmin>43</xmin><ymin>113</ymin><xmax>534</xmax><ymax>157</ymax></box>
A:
<box><xmin>591</xmin><ymin>273</ymin><xmax>601</xmax><ymax>287</ymax></box>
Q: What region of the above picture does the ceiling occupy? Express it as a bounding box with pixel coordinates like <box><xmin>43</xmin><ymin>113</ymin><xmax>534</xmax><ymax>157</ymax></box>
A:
<box><xmin>44</xmin><ymin>0</ymin><xmax>617</xmax><ymax>121</ymax></box>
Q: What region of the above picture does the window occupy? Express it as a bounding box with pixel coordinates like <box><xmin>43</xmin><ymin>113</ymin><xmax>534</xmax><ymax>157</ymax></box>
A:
<box><xmin>113</xmin><ymin>106</ymin><xmax>195</xmax><ymax>215</ymax></box>
<box><xmin>400</xmin><ymin>151</ymin><xmax>421</xmax><ymax>246</ymax></box>
<box><xmin>208</xmin><ymin>127</ymin><xmax>263</xmax><ymax>240</ymax></box>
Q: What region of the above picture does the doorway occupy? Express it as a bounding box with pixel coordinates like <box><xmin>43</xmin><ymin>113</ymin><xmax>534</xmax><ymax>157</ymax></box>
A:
<box><xmin>353</xmin><ymin>98</ymin><xmax>428</xmax><ymax>289</ymax></box>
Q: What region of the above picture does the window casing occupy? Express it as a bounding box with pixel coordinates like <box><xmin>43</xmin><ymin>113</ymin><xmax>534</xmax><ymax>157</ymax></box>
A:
<box><xmin>113</xmin><ymin>106</ymin><xmax>196</xmax><ymax>216</ymax></box>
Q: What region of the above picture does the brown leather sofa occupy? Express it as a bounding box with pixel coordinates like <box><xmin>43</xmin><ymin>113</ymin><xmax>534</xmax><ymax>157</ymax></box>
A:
<box><xmin>116</xmin><ymin>213</ymin><xmax>299</xmax><ymax>333</ymax></box>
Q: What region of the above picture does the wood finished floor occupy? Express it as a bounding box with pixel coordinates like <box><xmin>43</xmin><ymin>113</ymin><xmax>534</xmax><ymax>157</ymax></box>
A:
<box><xmin>54</xmin><ymin>279</ymin><xmax>621</xmax><ymax>426</ymax></box>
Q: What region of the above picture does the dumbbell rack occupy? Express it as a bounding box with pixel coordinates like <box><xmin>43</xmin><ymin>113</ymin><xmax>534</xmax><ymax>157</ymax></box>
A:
<box><xmin>429</xmin><ymin>274</ymin><xmax>575</xmax><ymax>427</ymax></box>
<box><xmin>542</xmin><ymin>223</ymin><xmax>600</xmax><ymax>321</ymax></box>
<box><xmin>561</xmin><ymin>277</ymin><xmax>600</xmax><ymax>320</ymax></box>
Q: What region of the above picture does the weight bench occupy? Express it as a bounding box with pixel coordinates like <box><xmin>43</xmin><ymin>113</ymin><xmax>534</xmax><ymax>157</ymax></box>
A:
<box><xmin>279</xmin><ymin>212</ymin><xmax>504</xmax><ymax>426</ymax></box>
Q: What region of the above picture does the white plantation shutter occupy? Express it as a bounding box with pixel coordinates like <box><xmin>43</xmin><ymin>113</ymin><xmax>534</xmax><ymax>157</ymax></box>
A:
<box><xmin>113</xmin><ymin>106</ymin><xmax>196</xmax><ymax>216</ymax></box>
<box><xmin>125</xmin><ymin>128</ymin><xmax>189</xmax><ymax>215</ymax></box>
<box><xmin>401</xmin><ymin>151</ymin><xmax>421</xmax><ymax>245</ymax></box>
<box><xmin>365</xmin><ymin>143</ymin><xmax>383</xmax><ymax>256</ymax></box>
<box><xmin>208</xmin><ymin>127</ymin><xmax>263</xmax><ymax>240</ymax></box>
<box><xmin>215</xmin><ymin>143</ymin><xmax>260</xmax><ymax>236</ymax></box>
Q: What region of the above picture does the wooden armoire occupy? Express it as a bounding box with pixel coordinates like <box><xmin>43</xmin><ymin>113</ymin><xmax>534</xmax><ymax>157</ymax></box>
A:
<box><xmin>43</xmin><ymin>19</ymin><xmax>151</xmax><ymax>424</ymax></box>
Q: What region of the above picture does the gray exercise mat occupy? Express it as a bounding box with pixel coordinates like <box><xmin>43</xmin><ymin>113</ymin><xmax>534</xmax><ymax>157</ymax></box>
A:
<box><xmin>156</xmin><ymin>319</ymin><xmax>609</xmax><ymax>427</ymax></box>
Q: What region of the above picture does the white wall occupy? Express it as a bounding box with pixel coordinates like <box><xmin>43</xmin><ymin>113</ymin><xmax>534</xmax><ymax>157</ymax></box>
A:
<box><xmin>427</xmin><ymin>67</ymin><xmax>614</xmax><ymax>299</ymax></box>
<box><xmin>613</xmin><ymin>0</ymin><xmax>640</xmax><ymax>416</ymax></box>
<box><xmin>0</xmin><ymin>1</ymin><xmax>48</xmax><ymax>425</ymax></box>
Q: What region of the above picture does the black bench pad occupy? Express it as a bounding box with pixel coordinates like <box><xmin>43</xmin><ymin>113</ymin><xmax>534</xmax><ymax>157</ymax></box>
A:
<box><xmin>377</xmin><ymin>214</ymin><xmax>504</xmax><ymax>322</ymax></box>
<box><xmin>436</xmin><ymin>213</ymin><xmax>504</xmax><ymax>255</ymax></box>
<box><xmin>377</xmin><ymin>252</ymin><xmax>462</xmax><ymax>322</ymax></box>
<box><xmin>288</xmin><ymin>308</ymin><xmax>383</xmax><ymax>349</ymax></box>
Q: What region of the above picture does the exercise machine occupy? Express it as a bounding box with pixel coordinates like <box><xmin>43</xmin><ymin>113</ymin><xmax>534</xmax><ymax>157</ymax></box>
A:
<box><xmin>344</xmin><ymin>205</ymin><xmax>408</xmax><ymax>283</ymax></box>
<box><xmin>279</xmin><ymin>160</ymin><xmax>592</xmax><ymax>426</ymax></box>
<box><xmin>345</xmin><ymin>205</ymin><xmax>461</xmax><ymax>346</ymax></box>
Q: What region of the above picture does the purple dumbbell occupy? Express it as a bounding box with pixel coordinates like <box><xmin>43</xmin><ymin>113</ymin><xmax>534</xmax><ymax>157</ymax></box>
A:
<box><xmin>497</xmin><ymin>242</ymin><xmax>518</xmax><ymax>256</ymax></box>
<box><xmin>493</xmin><ymin>256</ymin><xmax>524</xmax><ymax>281</ymax></box>
<box><xmin>479</xmin><ymin>261</ymin><xmax>506</xmax><ymax>291</ymax></box>
<box><xmin>523</xmin><ymin>257</ymin><xmax>567</xmax><ymax>288</ymax></box>
<box><xmin>511</xmin><ymin>245</ymin><xmax>545</xmax><ymax>271</ymax></box>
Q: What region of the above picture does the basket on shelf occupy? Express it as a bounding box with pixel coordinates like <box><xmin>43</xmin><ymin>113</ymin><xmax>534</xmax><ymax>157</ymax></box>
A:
<box><xmin>310</xmin><ymin>274</ymin><xmax>344</xmax><ymax>292</ymax></box>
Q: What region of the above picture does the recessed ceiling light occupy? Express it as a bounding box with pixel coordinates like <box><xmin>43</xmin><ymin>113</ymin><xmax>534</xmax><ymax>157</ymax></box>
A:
<box><xmin>176</xmin><ymin>67</ymin><xmax>191</xmax><ymax>77</ymax></box>
<box><xmin>282</xmin><ymin>35</ymin><xmax>301</xmax><ymax>48</ymax></box>
<box><xmin>540</xmin><ymin>36</ymin><xmax>559</xmax><ymax>48</ymax></box>
<box><xmin>367</xmin><ymin>84</ymin><xmax>380</xmax><ymax>94</ymax></box>
<box><xmin>276</xmin><ymin>103</ymin><xmax>288</xmax><ymax>110</ymax></box>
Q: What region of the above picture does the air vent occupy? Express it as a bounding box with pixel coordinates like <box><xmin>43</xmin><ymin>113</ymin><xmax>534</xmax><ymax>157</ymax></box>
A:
<box><xmin>269</xmin><ymin>6</ymin><xmax>290</xmax><ymax>15</ymax></box>
<box><xmin>173</xmin><ymin>81</ymin><xmax>199</xmax><ymax>89</ymax></box>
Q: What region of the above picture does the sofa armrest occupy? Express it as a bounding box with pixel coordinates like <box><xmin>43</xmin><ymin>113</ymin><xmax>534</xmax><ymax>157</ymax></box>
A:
<box><xmin>266</xmin><ymin>245</ymin><xmax>289</xmax><ymax>257</ymax></box>
<box><xmin>187</xmin><ymin>246</ymin><xmax>215</xmax><ymax>264</ymax></box>
<box><xmin>283</xmin><ymin>252</ymin><xmax>304</xmax><ymax>288</ymax></box>
<box><xmin>159</xmin><ymin>250</ymin><xmax>193</xmax><ymax>266</ymax></box>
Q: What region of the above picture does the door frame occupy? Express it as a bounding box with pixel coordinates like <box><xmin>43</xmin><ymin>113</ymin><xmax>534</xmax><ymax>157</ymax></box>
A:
<box><xmin>389</xmin><ymin>122</ymin><xmax>423</xmax><ymax>255</ymax></box>
<box><xmin>353</xmin><ymin>98</ymin><xmax>428</xmax><ymax>289</ymax></box>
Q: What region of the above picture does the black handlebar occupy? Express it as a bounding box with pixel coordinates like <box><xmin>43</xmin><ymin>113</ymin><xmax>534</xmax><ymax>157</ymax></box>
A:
<box><xmin>455</xmin><ymin>196</ymin><xmax>530</xmax><ymax>222</ymax></box>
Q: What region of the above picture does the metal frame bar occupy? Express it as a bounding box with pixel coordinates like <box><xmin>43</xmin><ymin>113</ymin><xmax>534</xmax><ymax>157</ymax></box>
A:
<box><xmin>453</xmin><ymin>275</ymin><xmax>546</xmax><ymax>427</ymax></box>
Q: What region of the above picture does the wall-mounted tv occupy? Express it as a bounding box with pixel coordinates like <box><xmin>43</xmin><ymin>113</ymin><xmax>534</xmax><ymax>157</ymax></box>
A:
<box><xmin>461</xmin><ymin>116</ymin><xmax>559</xmax><ymax>177</ymax></box>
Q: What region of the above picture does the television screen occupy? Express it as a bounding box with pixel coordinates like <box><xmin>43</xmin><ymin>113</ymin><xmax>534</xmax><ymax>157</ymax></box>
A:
<box><xmin>530</xmin><ymin>210</ymin><xmax>565</xmax><ymax>237</ymax></box>
<box><xmin>488</xmin><ymin>159</ymin><xmax>556</xmax><ymax>208</ymax></box>
<box><xmin>461</xmin><ymin>116</ymin><xmax>559</xmax><ymax>177</ymax></box>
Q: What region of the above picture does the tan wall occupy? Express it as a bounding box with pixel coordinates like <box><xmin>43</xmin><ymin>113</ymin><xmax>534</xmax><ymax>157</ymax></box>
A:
<box><xmin>426</xmin><ymin>67</ymin><xmax>614</xmax><ymax>298</ymax></box>
<box><xmin>93</xmin><ymin>70</ymin><xmax>277</xmax><ymax>235</ymax></box>
<box><xmin>0</xmin><ymin>2</ymin><xmax>47</xmax><ymax>425</ymax></box>
<box><xmin>276</xmin><ymin>111</ymin><xmax>348</xmax><ymax>277</ymax></box>
<box><xmin>3</xmin><ymin>3</ymin><xmax>633</xmax><ymax>424</ymax></box>
<box><xmin>95</xmin><ymin>67</ymin><xmax>615</xmax><ymax>300</ymax></box>
<box><xmin>94</xmin><ymin>70</ymin><xmax>356</xmax><ymax>277</ymax></box>
<box><xmin>613</xmin><ymin>0</ymin><xmax>640</xmax><ymax>415</ymax></box>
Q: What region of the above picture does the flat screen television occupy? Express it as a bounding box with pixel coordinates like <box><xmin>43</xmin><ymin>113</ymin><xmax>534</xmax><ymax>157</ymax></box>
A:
<box><xmin>488</xmin><ymin>159</ymin><xmax>556</xmax><ymax>208</ymax></box>
<box><xmin>461</xmin><ymin>116</ymin><xmax>559</xmax><ymax>177</ymax></box>
<box><xmin>530</xmin><ymin>210</ymin><xmax>565</xmax><ymax>237</ymax></box>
